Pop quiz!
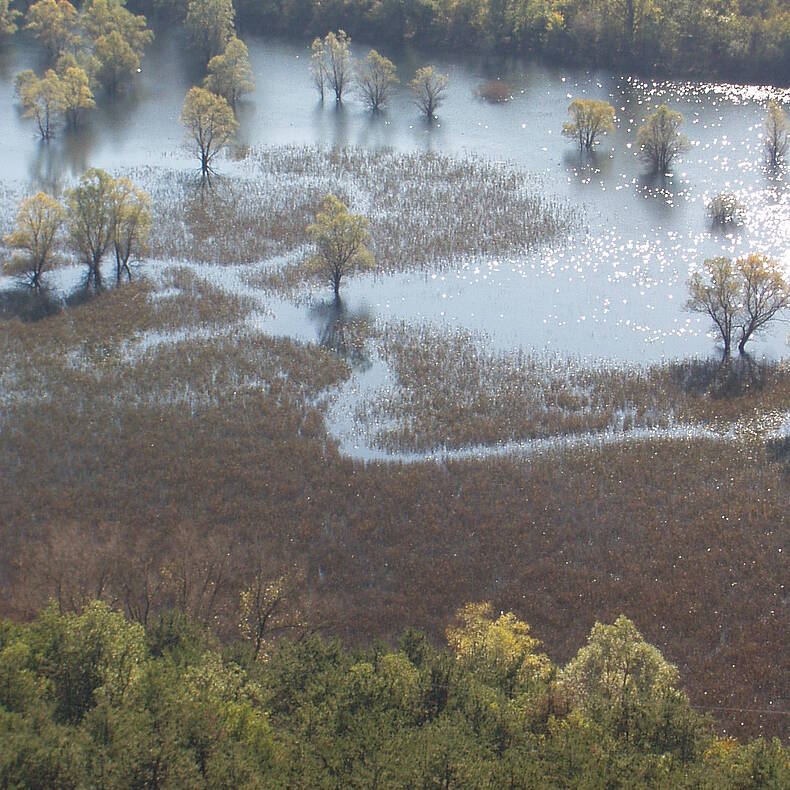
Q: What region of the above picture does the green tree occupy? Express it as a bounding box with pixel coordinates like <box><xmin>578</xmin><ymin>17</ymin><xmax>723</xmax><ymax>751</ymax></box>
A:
<box><xmin>204</xmin><ymin>35</ymin><xmax>255</xmax><ymax>106</ymax></box>
<box><xmin>411</xmin><ymin>65</ymin><xmax>448</xmax><ymax>120</ymax></box>
<box><xmin>3</xmin><ymin>192</ymin><xmax>65</xmax><ymax>291</ymax></box>
<box><xmin>238</xmin><ymin>566</ymin><xmax>305</xmax><ymax>662</ymax></box>
<box><xmin>185</xmin><ymin>0</ymin><xmax>234</xmax><ymax>62</ymax></box>
<box><xmin>58</xmin><ymin>64</ymin><xmax>94</xmax><ymax>127</ymax></box>
<box><xmin>306</xmin><ymin>194</ymin><xmax>374</xmax><ymax>299</ymax></box>
<box><xmin>24</xmin><ymin>0</ymin><xmax>77</xmax><ymax>59</ymax></box>
<box><xmin>327</xmin><ymin>29</ymin><xmax>352</xmax><ymax>103</ymax></box>
<box><xmin>311</xmin><ymin>30</ymin><xmax>352</xmax><ymax>103</ymax></box>
<box><xmin>562</xmin><ymin>98</ymin><xmax>616</xmax><ymax>150</ymax></box>
<box><xmin>110</xmin><ymin>178</ymin><xmax>151</xmax><ymax>283</ymax></box>
<box><xmin>446</xmin><ymin>602</ymin><xmax>552</xmax><ymax>695</ymax></box>
<box><xmin>355</xmin><ymin>48</ymin><xmax>398</xmax><ymax>111</ymax></box>
<box><xmin>180</xmin><ymin>86</ymin><xmax>238</xmax><ymax>178</ymax></box>
<box><xmin>17</xmin><ymin>69</ymin><xmax>65</xmax><ymax>139</ymax></box>
<box><xmin>765</xmin><ymin>101</ymin><xmax>789</xmax><ymax>169</ymax></box>
<box><xmin>80</xmin><ymin>0</ymin><xmax>153</xmax><ymax>93</ymax></box>
<box><xmin>636</xmin><ymin>104</ymin><xmax>689</xmax><ymax>173</ymax></box>
<box><xmin>0</xmin><ymin>0</ymin><xmax>20</xmax><ymax>36</ymax></box>
<box><xmin>735</xmin><ymin>253</ymin><xmax>790</xmax><ymax>354</ymax></box>
<box><xmin>80</xmin><ymin>0</ymin><xmax>153</xmax><ymax>56</ymax></box>
<box><xmin>93</xmin><ymin>29</ymin><xmax>139</xmax><ymax>93</ymax></box>
<box><xmin>309</xmin><ymin>36</ymin><xmax>326</xmax><ymax>100</ymax></box>
<box><xmin>66</xmin><ymin>167</ymin><xmax>116</xmax><ymax>289</ymax></box>
<box><xmin>561</xmin><ymin>615</ymin><xmax>700</xmax><ymax>752</ymax></box>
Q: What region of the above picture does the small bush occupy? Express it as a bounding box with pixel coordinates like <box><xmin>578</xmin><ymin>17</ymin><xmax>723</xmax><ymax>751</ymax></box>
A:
<box><xmin>707</xmin><ymin>191</ymin><xmax>745</xmax><ymax>225</ymax></box>
<box><xmin>477</xmin><ymin>79</ymin><xmax>512</xmax><ymax>103</ymax></box>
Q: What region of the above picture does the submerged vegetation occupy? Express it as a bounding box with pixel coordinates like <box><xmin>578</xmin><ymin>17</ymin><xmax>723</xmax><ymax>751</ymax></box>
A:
<box><xmin>357</xmin><ymin>324</ymin><xmax>790</xmax><ymax>453</ymax></box>
<box><xmin>144</xmin><ymin>146</ymin><xmax>579</xmax><ymax>275</ymax></box>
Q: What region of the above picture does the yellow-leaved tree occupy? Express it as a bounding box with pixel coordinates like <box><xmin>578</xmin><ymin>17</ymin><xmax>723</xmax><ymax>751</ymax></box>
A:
<box><xmin>306</xmin><ymin>194</ymin><xmax>374</xmax><ymax>300</ymax></box>
<box><xmin>446</xmin><ymin>602</ymin><xmax>552</xmax><ymax>695</ymax></box>
<box><xmin>4</xmin><ymin>192</ymin><xmax>65</xmax><ymax>291</ymax></box>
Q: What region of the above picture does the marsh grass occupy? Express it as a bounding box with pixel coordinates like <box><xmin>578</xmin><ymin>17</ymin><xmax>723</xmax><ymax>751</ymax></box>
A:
<box><xmin>140</xmin><ymin>147</ymin><xmax>580</xmax><ymax>286</ymax></box>
<box><xmin>2</xmin><ymin>154</ymin><xmax>790</xmax><ymax>740</ymax></box>
<box><xmin>2</xmin><ymin>280</ymin><xmax>790</xmax><ymax>738</ymax></box>
<box><xmin>358</xmin><ymin>324</ymin><xmax>790</xmax><ymax>452</ymax></box>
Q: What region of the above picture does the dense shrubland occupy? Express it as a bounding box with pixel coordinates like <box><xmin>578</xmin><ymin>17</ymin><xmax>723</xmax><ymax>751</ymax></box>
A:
<box><xmin>2</xmin><ymin>601</ymin><xmax>789</xmax><ymax>788</ymax></box>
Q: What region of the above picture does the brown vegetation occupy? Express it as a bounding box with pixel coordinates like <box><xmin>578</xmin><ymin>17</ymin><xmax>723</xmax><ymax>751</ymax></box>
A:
<box><xmin>2</xmin><ymin>279</ymin><xmax>790</xmax><ymax>743</ymax></box>
<box><xmin>358</xmin><ymin>324</ymin><xmax>790</xmax><ymax>452</ymax></box>
<box><xmin>141</xmin><ymin>148</ymin><xmax>580</xmax><ymax>280</ymax></box>
<box><xmin>477</xmin><ymin>79</ymin><xmax>512</xmax><ymax>103</ymax></box>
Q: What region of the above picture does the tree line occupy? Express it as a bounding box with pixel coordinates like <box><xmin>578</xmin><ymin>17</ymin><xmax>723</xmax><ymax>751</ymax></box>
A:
<box><xmin>3</xmin><ymin>169</ymin><xmax>151</xmax><ymax>290</ymax></box>
<box><xmin>1</xmin><ymin>600</ymin><xmax>789</xmax><ymax>788</ymax></box>
<box><xmin>206</xmin><ymin>0</ymin><xmax>790</xmax><ymax>84</ymax></box>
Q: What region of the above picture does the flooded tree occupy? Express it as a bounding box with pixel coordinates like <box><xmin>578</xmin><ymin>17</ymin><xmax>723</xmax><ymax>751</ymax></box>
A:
<box><xmin>111</xmin><ymin>178</ymin><xmax>151</xmax><ymax>283</ymax></box>
<box><xmin>311</xmin><ymin>30</ymin><xmax>352</xmax><ymax>102</ymax></box>
<box><xmin>707</xmin><ymin>191</ymin><xmax>744</xmax><ymax>226</ymax></box>
<box><xmin>3</xmin><ymin>192</ymin><xmax>65</xmax><ymax>291</ymax></box>
<box><xmin>93</xmin><ymin>30</ymin><xmax>141</xmax><ymax>93</ymax></box>
<box><xmin>562</xmin><ymin>98</ymin><xmax>615</xmax><ymax>150</ymax></box>
<box><xmin>686</xmin><ymin>257</ymin><xmax>741</xmax><ymax>359</ymax></box>
<box><xmin>185</xmin><ymin>0</ymin><xmax>235</xmax><ymax>62</ymax></box>
<box><xmin>355</xmin><ymin>49</ymin><xmax>398</xmax><ymax>112</ymax></box>
<box><xmin>306</xmin><ymin>194</ymin><xmax>374</xmax><ymax>300</ymax></box>
<box><xmin>58</xmin><ymin>64</ymin><xmax>94</xmax><ymax>127</ymax></box>
<box><xmin>0</xmin><ymin>0</ymin><xmax>20</xmax><ymax>36</ymax></box>
<box><xmin>687</xmin><ymin>254</ymin><xmax>790</xmax><ymax>357</ymax></box>
<box><xmin>80</xmin><ymin>0</ymin><xmax>153</xmax><ymax>56</ymax></box>
<box><xmin>309</xmin><ymin>37</ymin><xmax>326</xmax><ymax>100</ymax></box>
<box><xmin>410</xmin><ymin>66</ymin><xmax>448</xmax><ymax>120</ymax></box>
<box><xmin>24</xmin><ymin>0</ymin><xmax>77</xmax><ymax>60</ymax></box>
<box><xmin>736</xmin><ymin>253</ymin><xmax>790</xmax><ymax>354</ymax></box>
<box><xmin>765</xmin><ymin>101</ymin><xmax>789</xmax><ymax>169</ymax></box>
<box><xmin>66</xmin><ymin>168</ymin><xmax>116</xmax><ymax>290</ymax></box>
<box><xmin>17</xmin><ymin>69</ymin><xmax>65</xmax><ymax>139</ymax></box>
<box><xmin>180</xmin><ymin>86</ymin><xmax>238</xmax><ymax>179</ymax></box>
<box><xmin>204</xmin><ymin>35</ymin><xmax>254</xmax><ymax>106</ymax></box>
<box><xmin>636</xmin><ymin>105</ymin><xmax>689</xmax><ymax>173</ymax></box>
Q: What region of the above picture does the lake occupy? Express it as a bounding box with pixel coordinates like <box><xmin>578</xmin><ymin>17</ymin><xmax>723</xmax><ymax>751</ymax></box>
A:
<box><xmin>1</xmin><ymin>31</ymin><xmax>789</xmax><ymax>362</ymax></box>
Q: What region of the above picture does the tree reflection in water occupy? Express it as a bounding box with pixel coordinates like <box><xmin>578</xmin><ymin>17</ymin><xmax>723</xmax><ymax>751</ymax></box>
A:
<box><xmin>309</xmin><ymin>297</ymin><xmax>373</xmax><ymax>371</ymax></box>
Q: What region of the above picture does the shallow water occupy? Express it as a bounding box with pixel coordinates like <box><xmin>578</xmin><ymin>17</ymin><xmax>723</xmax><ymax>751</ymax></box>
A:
<box><xmin>1</xmin><ymin>33</ymin><xmax>789</xmax><ymax>363</ymax></box>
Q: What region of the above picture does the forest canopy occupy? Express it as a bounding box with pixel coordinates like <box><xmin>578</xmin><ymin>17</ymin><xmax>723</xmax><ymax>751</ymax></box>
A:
<box><xmin>1</xmin><ymin>602</ymin><xmax>789</xmax><ymax>788</ymax></box>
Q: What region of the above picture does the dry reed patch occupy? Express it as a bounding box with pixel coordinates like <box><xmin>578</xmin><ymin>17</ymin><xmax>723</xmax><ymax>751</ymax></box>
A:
<box><xmin>358</xmin><ymin>324</ymin><xmax>670</xmax><ymax>452</ymax></box>
<box><xmin>125</xmin><ymin>332</ymin><xmax>350</xmax><ymax>409</ymax></box>
<box><xmin>243</xmin><ymin>260</ymin><xmax>321</xmax><ymax>298</ymax></box>
<box><xmin>356</xmin><ymin>325</ymin><xmax>790</xmax><ymax>452</ymax></box>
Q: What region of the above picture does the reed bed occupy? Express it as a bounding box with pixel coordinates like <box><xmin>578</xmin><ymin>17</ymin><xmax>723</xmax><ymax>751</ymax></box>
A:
<box><xmin>140</xmin><ymin>146</ymin><xmax>581</xmax><ymax>281</ymax></box>
<box><xmin>2</xmin><ymin>281</ymin><xmax>790</xmax><ymax>739</ymax></box>
<box><xmin>358</xmin><ymin>324</ymin><xmax>790</xmax><ymax>452</ymax></box>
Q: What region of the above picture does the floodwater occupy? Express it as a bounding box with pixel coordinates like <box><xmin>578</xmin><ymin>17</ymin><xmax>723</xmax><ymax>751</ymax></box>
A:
<box><xmin>1</xmin><ymin>32</ymin><xmax>789</xmax><ymax>363</ymax></box>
